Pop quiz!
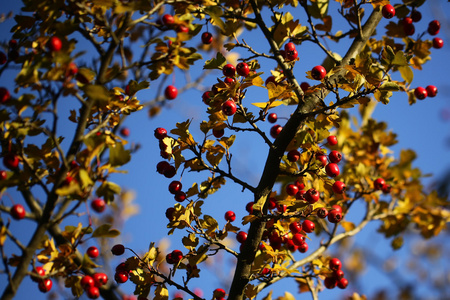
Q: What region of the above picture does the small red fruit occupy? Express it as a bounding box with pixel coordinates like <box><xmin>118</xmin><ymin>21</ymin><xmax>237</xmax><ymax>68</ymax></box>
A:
<box><xmin>87</xmin><ymin>246</ymin><xmax>99</xmax><ymax>258</ymax></box>
<box><xmin>0</xmin><ymin>52</ymin><xmax>6</xmax><ymax>65</ymax></box>
<box><xmin>337</xmin><ymin>277</ymin><xmax>349</xmax><ymax>289</ymax></box>
<box><xmin>286</xmin><ymin>184</ymin><xmax>299</xmax><ymax>196</ymax></box>
<box><xmin>164</xmin><ymin>165</ymin><xmax>177</xmax><ymax>178</ymax></box>
<box><xmin>86</xmin><ymin>286</ymin><xmax>100</xmax><ymax>299</ymax></box>
<box><xmin>302</xmin><ymin>220</ymin><xmax>315</xmax><ymax>233</ymax></box>
<box><xmin>111</xmin><ymin>244</ymin><xmax>125</xmax><ymax>256</ymax></box>
<box><xmin>270</xmin><ymin>125</ymin><xmax>283</xmax><ymax>138</ymax></box>
<box><xmin>432</xmin><ymin>37</ymin><xmax>444</xmax><ymax>49</ymax></box>
<box><xmin>31</xmin><ymin>267</ymin><xmax>46</xmax><ymax>282</ymax></box>
<box><xmin>328</xmin><ymin>150</ymin><xmax>342</xmax><ymax>163</ymax></box>
<box><xmin>267</xmin><ymin>113</ymin><xmax>277</xmax><ymax>123</ymax></box>
<box><xmin>402</xmin><ymin>17</ymin><xmax>413</xmax><ymax>26</ymax></box>
<box><xmin>317</xmin><ymin>207</ymin><xmax>328</xmax><ymax>218</ymax></box>
<box><xmin>225</xmin><ymin>210</ymin><xmax>236</xmax><ymax>222</ymax></box>
<box><xmin>268</xmin><ymin>197</ymin><xmax>277</xmax><ymax>210</ymax></box>
<box><xmin>161</xmin><ymin>14</ymin><xmax>174</xmax><ymax>26</ymax></box>
<box><xmin>332</xmin><ymin>181</ymin><xmax>346</xmax><ymax>194</ymax></box>
<box><xmin>382</xmin><ymin>4</ymin><xmax>395</xmax><ymax>19</ymax></box>
<box><xmin>236</xmin><ymin>62</ymin><xmax>250</xmax><ymax>77</ymax></box>
<box><xmin>287</xmin><ymin>149</ymin><xmax>300</xmax><ymax>162</ymax></box>
<box><xmin>38</xmin><ymin>278</ymin><xmax>53</xmax><ymax>293</ymax></box>
<box><xmin>236</xmin><ymin>231</ymin><xmax>248</xmax><ymax>243</ymax></box>
<box><xmin>154</xmin><ymin>127</ymin><xmax>167</xmax><ymax>140</ymax></box>
<box><xmin>403</xmin><ymin>23</ymin><xmax>415</xmax><ymax>36</ymax></box>
<box><xmin>67</xmin><ymin>62</ymin><xmax>78</xmax><ymax>76</ymax></box>
<box><xmin>411</xmin><ymin>10</ymin><xmax>422</xmax><ymax>22</ymax></box>
<box><xmin>382</xmin><ymin>184</ymin><xmax>392</xmax><ymax>194</ymax></box>
<box><xmin>91</xmin><ymin>198</ymin><xmax>106</xmax><ymax>213</ymax></box>
<box><xmin>289</xmin><ymin>221</ymin><xmax>302</xmax><ymax>234</ymax></box>
<box><xmin>298</xmin><ymin>242</ymin><xmax>308</xmax><ymax>253</ymax></box>
<box><xmin>222</xmin><ymin>64</ymin><xmax>236</xmax><ymax>77</ymax></box>
<box><xmin>305</xmin><ymin>188</ymin><xmax>320</xmax><ymax>204</ymax></box>
<box><xmin>165</xmin><ymin>207</ymin><xmax>175</xmax><ymax>221</ymax></box>
<box><xmin>285</xmin><ymin>49</ymin><xmax>298</xmax><ymax>61</ymax></box>
<box><xmin>245</xmin><ymin>202</ymin><xmax>254</xmax><ymax>214</ymax></box>
<box><xmin>300</xmin><ymin>82</ymin><xmax>310</xmax><ymax>92</ymax></box>
<box><xmin>156</xmin><ymin>161</ymin><xmax>171</xmax><ymax>174</ymax></box>
<box><xmin>120</xmin><ymin>127</ymin><xmax>130</xmax><ymax>137</ymax></box>
<box><xmin>177</xmin><ymin>25</ymin><xmax>189</xmax><ymax>33</ymax></box>
<box><xmin>47</xmin><ymin>36</ymin><xmax>62</xmax><ymax>52</ymax></box>
<box><xmin>284</xmin><ymin>42</ymin><xmax>296</xmax><ymax>52</ymax></box>
<box><xmin>214</xmin><ymin>288</ymin><xmax>226</xmax><ymax>298</ymax></box>
<box><xmin>115</xmin><ymin>271</ymin><xmax>129</xmax><ymax>283</ymax></box>
<box><xmin>324</xmin><ymin>276</ymin><xmax>337</xmax><ymax>289</ymax></box>
<box><xmin>81</xmin><ymin>275</ymin><xmax>95</xmax><ymax>289</ymax></box>
<box><xmin>329</xmin><ymin>258</ymin><xmax>342</xmax><ymax>271</ymax></box>
<box><xmin>311</xmin><ymin>65</ymin><xmax>327</xmax><ymax>80</ymax></box>
<box><xmin>201</xmin><ymin>32</ymin><xmax>213</xmax><ymax>44</ymax></box>
<box><xmin>164</xmin><ymin>85</ymin><xmax>178</xmax><ymax>100</ymax></box>
<box><xmin>93</xmin><ymin>272</ymin><xmax>108</xmax><ymax>287</ymax></box>
<box><xmin>168</xmin><ymin>180</ymin><xmax>182</xmax><ymax>194</ymax></box>
<box><xmin>334</xmin><ymin>269</ymin><xmax>345</xmax><ymax>280</ymax></box>
<box><xmin>11</xmin><ymin>204</ymin><xmax>26</xmax><ymax>220</ymax></box>
<box><xmin>426</xmin><ymin>85</ymin><xmax>438</xmax><ymax>98</ymax></box>
<box><xmin>327</xmin><ymin>135</ymin><xmax>338</xmax><ymax>146</ymax></box>
<box><xmin>202</xmin><ymin>91</ymin><xmax>212</xmax><ymax>104</ymax></box>
<box><xmin>213</xmin><ymin>128</ymin><xmax>225</xmax><ymax>138</ymax></box>
<box><xmin>265</xmin><ymin>76</ymin><xmax>277</xmax><ymax>86</ymax></box>
<box><xmin>428</xmin><ymin>20</ymin><xmax>440</xmax><ymax>35</ymax></box>
<box><xmin>286</xmin><ymin>239</ymin><xmax>298</xmax><ymax>252</ymax></box>
<box><xmin>328</xmin><ymin>209</ymin><xmax>342</xmax><ymax>223</ymax></box>
<box><xmin>316</xmin><ymin>154</ymin><xmax>328</xmax><ymax>167</ymax></box>
<box><xmin>174</xmin><ymin>191</ymin><xmax>186</xmax><ymax>202</ymax></box>
<box><xmin>325</xmin><ymin>163</ymin><xmax>340</xmax><ymax>177</ymax></box>
<box><xmin>224</xmin><ymin>77</ymin><xmax>235</xmax><ymax>84</ymax></box>
<box><xmin>331</xmin><ymin>204</ymin><xmax>342</xmax><ymax>213</ymax></box>
<box><xmin>292</xmin><ymin>233</ymin><xmax>305</xmax><ymax>246</ymax></box>
<box><xmin>3</xmin><ymin>153</ymin><xmax>19</xmax><ymax>169</ymax></box>
<box><xmin>374</xmin><ymin>178</ymin><xmax>386</xmax><ymax>190</ymax></box>
<box><xmin>222</xmin><ymin>100</ymin><xmax>237</xmax><ymax>116</ymax></box>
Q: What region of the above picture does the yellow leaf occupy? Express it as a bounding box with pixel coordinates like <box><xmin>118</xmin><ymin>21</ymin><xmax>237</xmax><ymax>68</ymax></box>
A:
<box><xmin>245</xmin><ymin>284</ymin><xmax>258</xmax><ymax>299</ymax></box>
<box><xmin>252</xmin><ymin>101</ymin><xmax>283</xmax><ymax>109</ymax></box>
<box><xmin>154</xmin><ymin>285</ymin><xmax>169</xmax><ymax>300</ymax></box>
<box><xmin>340</xmin><ymin>221</ymin><xmax>355</xmax><ymax>232</ymax></box>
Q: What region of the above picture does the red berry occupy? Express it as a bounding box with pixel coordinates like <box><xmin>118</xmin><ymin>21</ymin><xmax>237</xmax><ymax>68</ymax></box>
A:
<box><xmin>332</xmin><ymin>181</ymin><xmax>346</xmax><ymax>194</ymax></box>
<box><xmin>91</xmin><ymin>199</ymin><xmax>106</xmax><ymax>213</ymax></box>
<box><xmin>115</xmin><ymin>263</ymin><xmax>128</xmax><ymax>274</ymax></box>
<box><xmin>316</xmin><ymin>154</ymin><xmax>328</xmax><ymax>167</ymax></box>
<box><xmin>268</xmin><ymin>197</ymin><xmax>277</xmax><ymax>210</ymax></box>
<box><xmin>302</xmin><ymin>220</ymin><xmax>315</xmax><ymax>233</ymax></box>
<box><xmin>267</xmin><ymin>113</ymin><xmax>277</xmax><ymax>123</ymax></box>
<box><xmin>270</xmin><ymin>125</ymin><xmax>283</xmax><ymax>138</ymax></box>
<box><xmin>426</xmin><ymin>85</ymin><xmax>438</xmax><ymax>98</ymax></box>
<box><xmin>0</xmin><ymin>52</ymin><xmax>6</xmax><ymax>65</ymax></box>
<box><xmin>115</xmin><ymin>271</ymin><xmax>129</xmax><ymax>283</ymax></box>
<box><xmin>8</xmin><ymin>39</ymin><xmax>18</xmax><ymax>50</ymax></box>
<box><xmin>374</xmin><ymin>178</ymin><xmax>386</xmax><ymax>190</ymax></box>
<box><xmin>334</xmin><ymin>269</ymin><xmax>345</xmax><ymax>280</ymax></box>
<box><xmin>177</xmin><ymin>25</ymin><xmax>189</xmax><ymax>33</ymax></box>
<box><xmin>202</xmin><ymin>91</ymin><xmax>212</xmax><ymax>104</ymax></box>
<box><xmin>286</xmin><ymin>239</ymin><xmax>298</xmax><ymax>252</ymax></box>
<box><xmin>236</xmin><ymin>62</ymin><xmax>250</xmax><ymax>77</ymax></box>
<box><xmin>236</xmin><ymin>231</ymin><xmax>248</xmax><ymax>243</ymax></box>
<box><xmin>224</xmin><ymin>77</ymin><xmax>235</xmax><ymax>84</ymax></box>
<box><xmin>331</xmin><ymin>205</ymin><xmax>342</xmax><ymax>213</ymax></box>
<box><xmin>168</xmin><ymin>180</ymin><xmax>182</xmax><ymax>194</ymax></box>
<box><xmin>382</xmin><ymin>184</ymin><xmax>392</xmax><ymax>194</ymax></box>
<box><xmin>154</xmin><ymin>127</ymin><xmax>168</xmax><ymax>140</ymax></box>
<box><xmin>120</xmin><ymin>127</ymin><xmax>130</xmax><ymax>137</ymax></box>
<box><xmin>285</xmin><ymin>49</ymin><xmax>298</xmax><ymax>61</ymax></box>
<box><xmin>214</xmin><ymin>288</ymin><xmax>226</xmax><ymax>298</ymax></box>
<box><xmin>11</xmin><ymin>204</ymin><xmax>26</xmax><ymax>220</ymax></box>
<box><xmin>164</xmin><ymin>165</ymin><xmax>177</xmax><ymax>178</ymax></box>
<box><xmin>411</xmin><ymin>10</ymin><xmax>421</xmax><ymax>22</ymax></box>
<box><xmin>171</xmin><ymin>249</ymin><xmax>183</xmax><ymax>263</ymax></box>
<box><xmin>328</xmin><ymin>150</ymin><xmax>342</xmax><ymax>163</ymax></box>
<box><xmin>329</xmin><ymin>258</ymin><xmax>342</xmax><ymax>271</ymax></box>
<box><xmin>432</xmin><ymin>37</ymin><xmax>444</xmax><ymax>49</ymax></box>
<box><xmin>222</xmin><ymin>100</ymin><xmax>237</xmax><ymax>116</ymax></box>
<box><xmin>298</xmin><ymin>242</ymin><xmax>308</xmax><ymax>253</ymax></box>
<box><xmin>93</xmin><ymin>272</ymin><xmax>108</xmax><ymax>287</ymax></box>
<box><xmin>165</xmin><ymin>207</ymin><xmax>176</xmax><ymax>221</ymax></box>
<box><xmin>245</xmin><ymin>202</ymin><xmax>254</xmax><ymax>214</ymax></box>
<box><xmin>305</xmin><ymin>188</ymin><xmax>320</xmax><ymax>204</ymax></box>
<box><xmin>111</xmin><ymin>244</ymin><xmax>125</xmax><ymax>256</ymax></box>
<box><xmin>300</xmin><ymin>82</ymin><xmax>310</xmax><ymax>92</ymax></box>
<box><xmin>403</xmin><ymin>23</ymin><xmax>415</xmax><ymax>36</ymax></box>
<box><xmin>86</xmin><ymin>286</ymin><xmax>100</xmax><ymax>299</ymax></box>
<box><xmin>164</xmin><ymin>85</ymin><xmax>178</xmax><ymax>100</ymax></box>
<box><xmin>287</xmin><ymin>149</ymin><xmax>300</xmax><ymax>162</ymax></box>
<box><xmin>38</xmin><ymin>278</ymin><xmax>53</xmax><ymax>293</ymax></box>
<box><xmin>284</xmin><ymin>42</ymin><xmax>296</xmax><ymax>52</ymax></box>
<box><xmin>328</xmin><ymin>209</ymin><xmax>342</xmax><ymax>223</ymax></box>
<box><xmin>31</xmin><ymin>267</ymin><xmax>46</xmax><ymax>282</ymax></box>
<box><xmin>295</xmin><ymin>180</ymin><xmax>305</xmax><ymax>190</ymax></box>
<box><xmin>174</xmin><ymin>191</ymin><xmax>186</xmax><ymax>202</ymax></box>
<box><xmin>428</xmin><ymin>20</ymin><xmax>440</xmax><ymax>35</ymax></box>
<box><xmin>156</xmin><ymin>161</ymin><xmax>171</xmax><ymax>174</ymax></box>
<box><xmin>222</xmin><ymin>64</ymin><xmax>236</xmax><ymax>77</ymax></box>
<box><xmin>81</xmin><ymin>275</ymin><xmax>95</xmax><ymax>289</ymax></box>
<box><xmin>317</xmin><ymin>207</ymin><xmax>328</xmax><ymax>218</ymax></box>
<box><xmin>265</xmin><ymin>76</ymin><xmax>277</xmax><ymax>86</ymax></box>
<box><xmin>402</xmin><ymin>17</ymin><xmax>413</xmax><ymax>26</ymax></box>
<box><xmin>324</xmin><ymin>277</ymin><xmax>337</xmax><ymax>289</ymax></box>
<box><xmin>201</xmin><ymin>32</ymin><xmax>213</xmax><ymax>44</ymax></box>
<box><xmin>325</xmin><ymin>163</ymin><xmax>340</xmax><ymax>177</ymax></box>
<box><xmin>311</xmin><ymin>65</ymin><xmax>327</xmax><ymax>80</ymax></box>
<box><xmin>327</xmin><ymin>135</ymin><xmax>338</xmax><ymax>146</ymax></box>
<box><xmin>225</xmin><ymin>210</ymin><xmax>236</xmax><ymax>222</ymax></box>
<box><xmin>47</xmin><ymin>36</ymin><xmax>62</xmax><ymax>52</ymax></box>
<box><xmin>292</xmin><ymin>233</ymin><xmax>305</xmax><ymax>246</ymax></box>
<box><xmin>382</xmin><ymin>4</ymin><xmax>395</xmax><ymax>19</ymax></box>
<box><xmin>87</xmin><ymin>246</ymin><xmax>99</xmax><ymax>258</ymax></box>
<box><xmin>277</xmin><ymin>204</ymin><xmax>287</xmax><ymax>213</ymax></box>
<box><xmin>289</xmin><ymin>221</ymin><xmax>302</xmax><ymax>234</ymax></box>
<box><xmin>213</xmin><ymin>128</ymin><xmax>225</xmax><ymax>138</ymax></box>
<box><xmin>286</xmin><ymin>184</ymin><xmax>299</xmax><ymax>196</ymax></box>
<box><xmin>161</xmin><ymin>14</ymin><xmax>174</xmax><ymax>26</ymax></box>
<box><xmin>337</xmin><ymin>277</ymin><xmax>349</xmax><ymax>289</ymax></box>
<box><xmin>3</xmin><ymin>153</ymin><xmax>19</xmax><ymax>169</ymax></box>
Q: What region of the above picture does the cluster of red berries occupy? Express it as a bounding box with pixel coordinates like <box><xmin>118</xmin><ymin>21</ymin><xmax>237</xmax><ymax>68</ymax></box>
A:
<box><xmin>414</xmin><ymin>85</ymin><xmax>438</xmax><ymax>100</ymax></box>
<box><xmin>213</xmin><ymin>288</ymin><xmax>226</xmax><ymax>300</ymax></box>
<box><xmin>158</xmin><ymin>14</ymin><xmax>190</xmax><ymax>34</ymax></box>
<box><xmin>114</xmin><ymin>262</ymin><xmax>130</xmax><ymax>284</ymax></box>
<box><xmin>374</xmin><ymin>177</ymin><xmax>391</xmax><ymax>194</ymax></box>
<box><xmin>166</xmin><ymin>249</ymin><xmax>183</xmax><ymax>264</ymax></box>
<box><xmin>30</xmin><ymin>266</ymin><xmax>53</xmax><ymax>293</ymax></box>
<box><xmin>169</xmin><ymin>180</ymin><xmax>187</xmax><ymax>202</ymax></box>
<box><xmin>154</xmin><ymin>127</ymin><xmax>178</xmax><ymax>178</ymax></box>
<box><xmin>80</xmin><ymin>272</ymin><xmax>108</xmax><ymax>299</ymax></box>
<box><xmin>280</xmin><ymin>42</ymin><xmax>299</xmax><ymax>61</ymax></box>
<box><xmin>324</xmin><ymin>257</ymin><xmax>349</xmax><ymax>289</ymax></box>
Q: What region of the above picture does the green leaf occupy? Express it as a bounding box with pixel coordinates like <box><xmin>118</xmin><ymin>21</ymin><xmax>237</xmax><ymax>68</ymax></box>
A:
<box><xmin>154</xmin><ymin>285</ymin><xmax>169</xmax><ymax>300</ymax></box>
<box><xmin>203</xmin><ymin>52</ymin><xmax>227</xmax><ymax>70</ymax></box>
<box><xmin>92</xmin><ymin>224</ymin><xmax>120</xmax><ymax>238</ymax></box>
<box><xmin>204</xmin><ymin>6</ymin><xmax>226</xmax><ymax>32</ymax></box>
<box><xmin>83</xmin><ymin>85</ymin><xmax>109</xmax><ymax>105</ymax></box>
<box><xmin>79</xmin><ymin>169</ymin><xmax>94</xmax><ymax>189</ymax></box>
<box><xmin>96</xmin><ymin>181</ymin><xmax>121</xmax><ymax>203</ymax></box>
<box><xmin>379</xmin><ymin>82</ymin><xmax>400</xmax><ymax>91</ymax></box>
<box><xmin>398</xmin><ymin>66</ymin><xmax>414</xmax><ymax>84</ymax></box>
<box><xmin>391</xmin><ymin>51</ymin><xmax>408</xmax><ymax>66</ymax></box>
<box><xmin>109</xmin><ymin>142</ymin><xmax>131</xmax><ymax>167</ymax></box>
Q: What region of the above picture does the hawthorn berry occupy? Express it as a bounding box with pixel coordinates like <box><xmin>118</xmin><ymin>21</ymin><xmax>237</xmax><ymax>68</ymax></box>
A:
<box><xmin>265</xmin><ymin>76</ymin><xmax>277</xmax><ymax>86</ymax></box>
<box><xmin>289</xmin><ymin>221</ymin><xmax>302</xmax><ymax>234</ymax></box>
<box><xmin>168</xmin><ymin>181</ymin><xmax>182</xmax><ymax>194</ymax></box>
<box><xmin>317</xmin><ymin>207</ymin><xmax>328</xmax><ymax>218</ymax></box>
<box><xmin>47</xmin><ymin>36</ymin><xmax>62</xmax><ymax>52</ymax></box>
<box><xmin>156</xmin><ymin>161</ymin><xmax>171</xmax><ymax>174</ymax></box>
<box><xmin>334</xmin><ymin>269</ymin><xmax>345</xmax><ymax>280</ymax></box>
<box><xmin>296</xmin><ymin>190</ymin><xmax>306</xmax><ymax>200</ymax></box>
<box><xmin>327</xmin><ymin>135</ymin><xmax>338</xmax><ymax>146</ymax></box>
<box><xmin>426</xmin><ymin>85</ymin><xmax>438</xmax><ymax>97</ymax></box>
<box><xmin>287</xmin><ymin>149</ymin><xmax>300</xmax><ymax>162</ymax></box>
<box><xmin>292</xmin><ymin>233</ymin><xmax>305</xmax><ymax>246</ymax></box>
<box><xmin>268</xmin><ymin>197</ymin><xmax>277</xmax><ymax>210</ymax></box>
<box><xmin>38</xmin><ymin>278</ymin><xmax>53</xmax><ymax>293</ymax></box>
<box><xmin>111</xmin><ymin>244</ymin><xmax>126</xmax><ymax>256</ymax></box>
<box><xmin>202</xmin><ymin>91</ymin><xmax>212</xmax><ymax>104</ymax></box>
<box><xmin>87</xmin><ymin>246</ymin><xmax>99</xmax><ymax>258</ymax></box>
<box><xmin>164</xmin><ymin>85</ymin><xmax>178</xmax><ymax>100</ymax></box>
<box><xmin>174</xmin><ymin>191</ymin><xmax>186</xmax><ymax>202</ymax></box>
<box><xmin>161</xmin><ymin>14</ymin><xmax>174</xmax><ymax>26</ymax></box>
<box><xmin>305</xmin><ymin>188</ymin><xmax>320</xmax><ymax>204</ymax></box>
<box><xmin>432</xmin><ymin>37</ymin><xmax>444</xmax><ymax>49</ymax></box>
<box><xmin>302</xmin><ymin>220</ymin><xmax>315</xmax><ymax>233</ymax></box>
<box><xmin>402</xmin><ymin>17</ymin><xmax>413</xmax><ymax>26</ymax></box>
<box><xmin>286</xmin><ymin>239</ymin><xmax>298</xmax><ymax>252</ymax></box>
<box><xmin>163</xmin><ymin>165</ymin><xmax>177</xmax><ymax>178</ymax></box>
<box><xmin>300</xmin><ymin>82</ymin><xmax>310</xmax><ymax>92</ymax></box>
<box><xmin>93</xmin><ymin>272</ymin><xmax>108</xmax><ymax>287</ymax></box>
<box><xmin>324</xmin><ymin>276</ymin><xmax>337</xmax><ymax>289</ymax></box>
<box><xmin>277</xmin><ymin>204</ymin><xmax>287</xmax><ymax>213</ymax></box>
<box><xmin>224</xmin><ymin>77</ymin><xmax>235</xmax><ymax>84</ymax></box>
<box><xmin>171</xmin><ymin>250</ymin><xmax>183</xmax><ymax>263</ymax></box>
<box><xmin>270</xmin><ymin>125</ymin><xmax>283</xmax><ymax>138</ymax></box>
<box><xmin>374</xmin><ymin>177</ymin><xmax>386</xmax><ymax>190</ymax></box>
<box><xmin>31</xmin><ymin>267</ymin><xmax>46</xmax><ymax>282</ymax></box>
<box><xmin>115</xmin><ymin>271</ymin><xmax>129</xmax><ymax>283</ymax></box>
<box><xmin>285</xmin><ymin>49</ymin><xmax>298</xmax><ymax>61</ymax></box>
<box><xmin>0</xmin><ymin>170</ymin><xmax>7</xmax><ymax>180</ymax></box>
<box><xmin>325</xmin><ymin>163</ymin><xmax>340</xmax><ymax>177</ymax></box>
<box><xmin>213</xmin><ymin>128</ymin><xmax>225</xmax><ymax>138</ymax></box>
<box><xmin>411</xmin><ymin>10</ymin><xmax>422</xmax><ymax>22</ymax></box>
<box><xmin>120</xmin><ymin>127</ymin><xmax>130</xmax><ymax>137</ymax></box>
<box><xmin>329</xmin><ymin>258</ymin><xmax>342</xmax><ymax>271</ymax></box>
<box><xmin>403</xmin><ymin>23</ymin><xmax>415</xmax><ymax>36</ymax></box>
<box><xmin>236</xmin><ymin>231</ymin><xmax>248</xmax><ymax>243</ymax></box>
<box><xmin>428</xmin><ymin>20</ymin><xmax>440</xmax><ymax>35</ymax></box>
<box><xmin>311</xmin><ymin>65</ymin><xmax>327</xmax><ymax>80</ymax></box>
<box><xmin>3</xmin><ymin>153</ymin><xmax>19</xmax><ymax>169</ymax></box>
<box><xmin>81</xmin><ymin>275</ymin><xmax>95</xmax><ymax>289</ymax></box>
<box><xmin>214</xmin><ymin>288</ymin><xmax>226</xmax><ymax>298</ymax></box>
<box><xmin>245</xmin><ymin>202</ymin><xmax>254</xmax><ymax>214</ymax></box>
<box><xmin>284</xmin><ymin>42</ymin><xmax>296</xmax><ymax>52</ymax></box>
<box><xmin>225</xmin><ymin>210</ymin><xmax>236</xmax><ymax>222</ymax></box>
<box><xmin>86</xmin><ymin>286</ymin><xmax>100</xmax><ymax>299</ymax></box>
<box><xmin>382</xmin><ymin>4</ymin><xmax>395</xmax><ymax>19</ymax></box>
<box><xmin>267</xmin><ymin>113</ymin><xmax>277</xmax><ymax>123</ymax></box>
<box><xmin>332</xmin><ymin>181</ymin><xmax>346</xmax><ymax>194</ymax></box>
<box><xmin>337</xmin><ymin>277</ymin><xmax>349</xmax><ymax>289</ymax></box>
<box><xmin>328</xmin><ymin>209</ymin><xmax>342</xmax><ymax>223</ymax></box>
<box><xmin>236</xmin><ymin>62</ymin><xmax>250</xmax><ymax>77</ymax></box>
<box><xmin>328</xmin><ymin>150</ymin><xmax>342</xmax><ymax>163</ymax></box>
<box><xmin>316</xmin><ymin>153</ymin><xmax>328</xmax><ymax>167</ymax></box>
<box><xmin>154</xmin><ymin>127</ymin><xmax>168</xmax><ymax>139</ymax></box>
<box><xmin>382</xmin><ymin>184</ymin><xmax>392</xmax><ymax>194</ymax></box>
<box><xmin>331</xmin><ymin>204</ymin><xmax>342</xmax><ymax>213</ymax></box>
<box><xmin>222</xmin><ymin>100</ymin><xmax>237</xmax><ymax>116</ymax></box>
<box><xmin>91</xmin><ymin>199</ymin><xmax>106</xmax><ymax>213</ymax></box>
<box><xmin>295</xmin><ymin>180</ymin><xmax>305</xmax><ymax>190</ymax></box>
<box><xmin>298</xmin><ymin>242</ymin><xmax>308</xmax><ymax>253</ymax></box>
<box><xmin>0</xmin><ymin>52</ymin><xmax>6</xmax><ymax>65</ymax></box>
<box><xmin>201</xmin><ymin>32</ymin><xmax>213</xmax><ymax>44</ymax></box>
<box><xmin>286</xmin><ymin>184</ymin><xmax>299</xmax><ymax>196</ymax></box>
<box><xmin>177</xmin><ymin>25</ymin><xmax>189</xmax><ymax>33</ymax></box>
<box><xmin>222</xmin><ymin>64</ymin><xmax>236</xmax><ymax>77</ymax></box>
<box><xmin>11</xmin><ymin>204</ymin><xmax>26</xmax><ymax>220</ymax></box>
